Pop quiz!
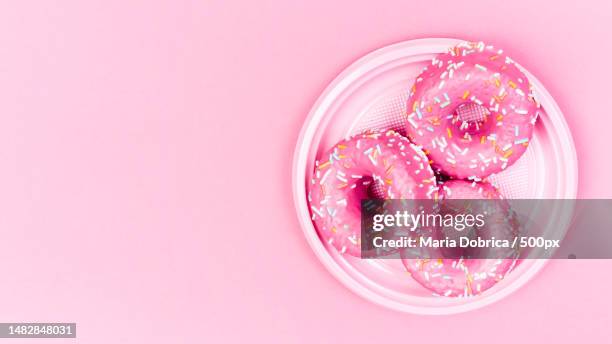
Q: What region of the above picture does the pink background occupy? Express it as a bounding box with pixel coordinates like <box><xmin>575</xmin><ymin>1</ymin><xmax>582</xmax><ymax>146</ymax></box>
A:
<box><xmin>0</xmin><ymin>1</ymin><xmax>611</xmax><ymax>343</ymax></box>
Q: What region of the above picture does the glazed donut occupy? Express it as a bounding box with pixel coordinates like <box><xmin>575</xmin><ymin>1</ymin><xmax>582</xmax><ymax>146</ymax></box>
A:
<box><xmin>405</xmin><ymin>41</ymin><xmax>539</xmax><ymax>179</ymax></box>
<box><xmin>308</xmin><ymin>130</ymin><xmax>438</xmax><ymax>257</ymax></box>
<box><xmin>402</xmin><ymin>180</ymin><xmax>519</xmax><ymax>297</ymax></box>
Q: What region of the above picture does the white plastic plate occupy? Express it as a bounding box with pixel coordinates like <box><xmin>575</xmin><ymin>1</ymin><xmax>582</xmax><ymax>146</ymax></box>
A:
<box><xmin>292</xmin><ymin>38</ymin><xmax>578</xmax><ymax>314</ymax></box>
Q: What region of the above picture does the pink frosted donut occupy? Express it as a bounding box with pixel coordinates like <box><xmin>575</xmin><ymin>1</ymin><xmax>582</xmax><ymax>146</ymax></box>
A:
<box><xmin>405</xmin><ymin>41</ymin><xmax>540</xmax><ymax>179</ymax></box>
<box><xmin>308</xmin><ymin>130</ymin><xmax>439</xmax><ymax>257</ymax></box>
<box><xmin>402</xmin><ymin>180</ymin><xmax>519</xmax><ymax>297</ymax></box>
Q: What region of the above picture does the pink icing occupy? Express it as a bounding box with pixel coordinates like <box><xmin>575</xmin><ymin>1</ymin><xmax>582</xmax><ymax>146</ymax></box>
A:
<box><xmin>308</xmin><ymin>130</ymin><xmax>438</xmax><ymax>257</ymax></box>
<box><xmin>405</xmin><ymin>41</ymin><xmax>539</xmax><ymax>179</ymax></box>
<box><xmin>402</xmin><ymin>180</ymin><xmax>519</xmax><ymax>297</ymax></box>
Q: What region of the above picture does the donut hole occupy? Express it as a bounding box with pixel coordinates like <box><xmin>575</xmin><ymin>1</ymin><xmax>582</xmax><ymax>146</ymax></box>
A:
<box><xmin>452</xmin><ymin>102</ymin><xmax>491</xmax><ymax>134</ymax></box>
<box><xmin>349</xmin><ymin>176</ymin><xmax>386</xmax><ymax>202</ymax></box>
<box><xmin>344</xmin><ymin>176</ymin><xmax>386</xmax><ymax>220</ymax></box>
<box><xmin>434</xmin><ymin>201</ymin><xmax>487</xmax><ymax>258</ymax></box>
<box><xmin>438</xmin><ymin>224</ymin><xmax>480</xmax><ymax>258</ymax></box>
<box><xmin>366</xmin><ymin>180</ymin><xmax>387</xmax><ymax>199</ymax></box>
